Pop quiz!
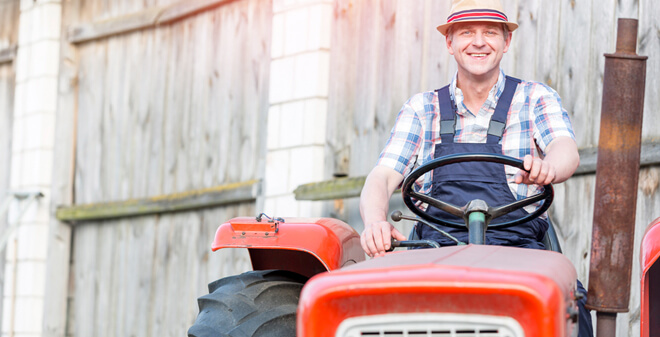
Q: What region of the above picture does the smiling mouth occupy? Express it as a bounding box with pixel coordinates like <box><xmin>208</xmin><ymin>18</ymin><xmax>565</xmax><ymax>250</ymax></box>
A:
<box><xmin>469</xmin><ymin>53</ymin><xmax>488</xmax><ymax>57</ymax></box>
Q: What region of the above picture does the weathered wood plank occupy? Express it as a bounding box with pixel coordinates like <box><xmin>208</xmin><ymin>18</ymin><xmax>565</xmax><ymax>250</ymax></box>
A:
<box><xmin>533</xmin><ymin>0</ymin><xmax>561</xmax><ymax>86</ymax></box>
<box><xmin>57</xmin><ymin>180</ymin><xmax>260</xmax><ymax>221</ymax></box>
<box><xmin>68</xmin><ymin>7</ymin><xmax>162</xmax><ymax>44</ymax></box>
<box><xmin>157</xmin><ymin>0</ymin><xmax>237</xmax><ymax>24</ymax></box>
<box><xmin>350</xmin><ymin>0</ymin><xmax>380</xmax><ymax>176</ymax></box>
<box><xmin>509</xmin><ymin>0</ymin><xmax>539</xmax><ymax>79</ymax></box>
<box><xmin>549</xmin><ymin>175</ymin><xmax>596</xmax><ymax>280</ymax></box>
<box><xmin>68</xmin><ymin>0</ymin><xmax>240</xmax><ymax>44</ymax></box>
<box><xmin>295</xmin><ymin>142</ymin><xmax>660</xmax><ymax>200</ymax></box>
<box><xmin>574</xmin><ymin>141</ymin><xmax>660</xmax><ymax>175</ymax></box>
<box><xmin>0</xmin><ymin>45</ymin><xmax>15</xmax><ymax>64</ymax></box>
<box><xmin>639</xmin><ymin>0</ymin><xmax>660</xmax><ymax>140</ymax></box>
<box><xmin>42</xmin><ymin>0</ymin><xmax>79</xmax><ymax>334</ymax></box>
<box><xmin>71</xmin><ymin>222</ymin><xmax>100</xmax><ymax>336</ymax></box>
<box><xmin>294</xmin><ymin>176</ymin><xmax>366</xmax><ymax>201</ymax></box>
<box><xmin>558</xmin><ymin>0</ymin><xmax>596</xmax><ymax>148</ymax></box>
<box><xmin>386</xmin><ymin>0</ymin><xmax>426</xmax><ymax>148</ymax></box>
<box><xmin>424</xmin><ymin>0</ymin><xmax>455</xmax><ymax>88</ymax></box>
<box><xmin>146</xmin><ymin>28</ymin><xmax>168</xmax><ymax>198</ymax></box>
<box><xmin>326</xmin><ymin>0</ymin><xmax>359</xmax><ymax>177</ymax></box>
<box><xmin>121</xmin><ymin>216</ymin><xmax>157</xmax><ymax>335</ymax></box>
<box><xmin>586</xmin><ymin>0</ymin><xmax>617</xmax><ymax>149</ymax></box>
<box><xmin>75</xmin><ymin>41</ymin><xmax>107</xmax><ymax>204</ymax></box>
<box><xmin>236</xmin><ymin>0</ymin><xmax>271</xmax><ymax>183</ymax></box>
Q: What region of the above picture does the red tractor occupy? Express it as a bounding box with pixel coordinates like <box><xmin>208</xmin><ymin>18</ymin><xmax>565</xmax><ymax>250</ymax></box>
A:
<box><xmin>188</xmin><ymin>154</ymin><xmax>584</xmax><ymax>337</ymax></box>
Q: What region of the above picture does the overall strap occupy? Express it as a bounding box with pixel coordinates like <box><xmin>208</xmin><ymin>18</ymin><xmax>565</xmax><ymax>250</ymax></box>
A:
<box><xmin>436</xmin><ymin>85</ymin><xmax>456</xmax><ymax>144</ymax></box>
<box><xmin>487</xmin><ymin>76</ymin><xmax>521</xmax><ymax>144</ymax></box>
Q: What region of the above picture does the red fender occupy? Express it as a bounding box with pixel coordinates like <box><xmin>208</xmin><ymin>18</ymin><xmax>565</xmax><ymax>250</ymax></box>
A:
<box><xmin>212</xmin><ymin>217</ymin><xmax>365</xmax><ymax>278</ymax></box>
<box><xmin>641</xmin><ymin>217</ymin><xmax>660</xmax><ymax>337</ymax></box>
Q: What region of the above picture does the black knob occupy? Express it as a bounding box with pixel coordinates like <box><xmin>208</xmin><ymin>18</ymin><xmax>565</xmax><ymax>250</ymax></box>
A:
<box><xmin>390</xmin><ymin>210</ymin><xmax>403</xmax><ymax>222</ymax></box>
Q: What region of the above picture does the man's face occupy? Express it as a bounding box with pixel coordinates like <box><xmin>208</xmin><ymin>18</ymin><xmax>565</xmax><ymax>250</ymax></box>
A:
<box><xmin>446</xmin><ymin>22</ymin><xmax>511</xmax><ymax>80</ymax></box>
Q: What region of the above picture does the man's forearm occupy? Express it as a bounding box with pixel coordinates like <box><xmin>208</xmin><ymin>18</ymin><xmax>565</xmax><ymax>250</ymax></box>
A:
<box><xmin>359</xmin><ymin>166</ymin><xmax>404</xmax><ymax>226</ymax></box>
<box><xmin>360</xmin><ymin>182</ymin><xmax>393</xmax><ymax>226</ymax></box>
<box><xmin>544</xmin><ymin>137</ymin><xmax>580</xmax><ymax>183</ymax></box>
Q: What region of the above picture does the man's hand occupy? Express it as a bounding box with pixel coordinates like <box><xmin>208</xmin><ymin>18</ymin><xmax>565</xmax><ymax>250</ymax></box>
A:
<box><xmin>359</xmin><ymin>166</ymin><xmax>406</xmax><ymax>258</ymax></box>
<box><xmin>514</xmin><ymin>155</ymin><xmax>556</xmax><ymax>185</ymax></box>
<box><xmin>361</xmin><ymin>221</ymin><xmax>407</xmax><ymax>258</ymax></box>
<box><xmin>514</xmin><ymin>137</ymin><xmax>580</xmax><ymax>186</ymax></box>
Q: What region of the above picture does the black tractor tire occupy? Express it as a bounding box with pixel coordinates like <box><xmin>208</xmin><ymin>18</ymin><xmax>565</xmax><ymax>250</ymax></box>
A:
<box><xmin>188</xmin><ymin>270</ymin><xmax>307</xmax><ymax>337</ymax></box>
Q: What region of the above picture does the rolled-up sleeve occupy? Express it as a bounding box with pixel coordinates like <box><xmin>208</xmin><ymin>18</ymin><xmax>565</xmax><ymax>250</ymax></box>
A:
<box><xmin>377</xmin><ymin>94</ymin><xmax>425</xmax><ymax>176</ymax></box>
<box><xmin>532</xmin><ymin>83</ymin><xmax>576</xmax><ymax>152</ymax></box>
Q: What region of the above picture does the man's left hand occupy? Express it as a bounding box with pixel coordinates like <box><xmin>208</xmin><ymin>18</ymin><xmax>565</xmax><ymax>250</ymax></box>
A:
<box><xmin>514</xmin><ymin>155</ymin><xmax>556</xmax><ymax>185</ymax></box>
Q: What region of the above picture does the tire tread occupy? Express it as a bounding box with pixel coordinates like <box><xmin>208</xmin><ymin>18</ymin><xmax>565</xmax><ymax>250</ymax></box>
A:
<box><xmin>188</xmin><ymin>270</ymin><xmax>305</xmax><ymax>337</ymax></box>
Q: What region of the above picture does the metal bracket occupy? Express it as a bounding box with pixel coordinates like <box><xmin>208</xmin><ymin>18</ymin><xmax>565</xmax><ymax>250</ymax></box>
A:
<box><xmin>255</xmin><ymin>212</ymin><xmax>285</xmax><ymax>233</ymax></box>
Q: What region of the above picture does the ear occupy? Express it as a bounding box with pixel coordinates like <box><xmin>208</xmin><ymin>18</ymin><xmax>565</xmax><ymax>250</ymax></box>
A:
<box><xmin>503</xmin><ymin>31</ymin><xmax>512</xmax><ymax>53</ymax></box>
<box><xmin>446</xmin><ymin>34</ymin><xmax>455</xmax><ymax>55</ymax></box>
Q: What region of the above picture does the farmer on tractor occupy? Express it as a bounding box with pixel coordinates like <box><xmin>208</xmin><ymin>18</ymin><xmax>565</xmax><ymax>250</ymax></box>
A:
<box><xmin>359</xmin><ymin>0</ymin><xmax>593</xmax><ymax>336</ymax></box>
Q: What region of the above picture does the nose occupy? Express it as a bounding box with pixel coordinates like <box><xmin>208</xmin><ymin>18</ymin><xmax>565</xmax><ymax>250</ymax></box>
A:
<box><xmin>472</xmin><ymin>32</ymin><xmax>486</xmax><ymax>47</ymax></box>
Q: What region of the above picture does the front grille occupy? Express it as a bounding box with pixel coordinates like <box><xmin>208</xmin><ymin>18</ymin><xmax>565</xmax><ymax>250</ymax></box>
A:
<box><xmin>335</xmin><ymin>313</ymin><xmax>523</xmax><ymax>337</ymax></box>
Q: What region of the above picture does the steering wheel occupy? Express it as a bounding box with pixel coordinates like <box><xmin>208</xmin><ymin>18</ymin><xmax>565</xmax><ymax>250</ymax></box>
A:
<box><xmin>401</xmin><ymin>153</ymin><xmax>553</xmax><ymax>229</ymax></box>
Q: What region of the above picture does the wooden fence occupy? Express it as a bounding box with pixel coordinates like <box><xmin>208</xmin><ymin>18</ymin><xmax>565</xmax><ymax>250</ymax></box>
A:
<box><xmin>57</xmin><ymin>0</ymin><xmax>271</xmax><ymax>335</ymax></box>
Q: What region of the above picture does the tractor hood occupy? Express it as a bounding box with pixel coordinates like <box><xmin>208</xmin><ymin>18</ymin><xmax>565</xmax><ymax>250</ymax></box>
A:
<box><xmin>298</xmin><ymin>244</ymin><xmax>578</xmax><ymax>337</ymax></box>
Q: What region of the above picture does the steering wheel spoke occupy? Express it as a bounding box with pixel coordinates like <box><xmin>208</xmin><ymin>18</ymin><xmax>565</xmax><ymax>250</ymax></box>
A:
<box><xmin>408</xmin><ymin>191</ymin><xmax>464</xmax><ymax>218</ymax></box>
<box><xmin>489</xmin><ymin>192</ymin><xmax>550</xmax><ymax>220</ymax></box>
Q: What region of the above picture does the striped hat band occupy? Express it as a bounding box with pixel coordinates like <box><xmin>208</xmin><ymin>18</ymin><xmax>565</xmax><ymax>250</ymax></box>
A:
<box><xmin>447</xmin><ymin>9</ymin><xmax>508</xmax><ymax>24</ymax></box>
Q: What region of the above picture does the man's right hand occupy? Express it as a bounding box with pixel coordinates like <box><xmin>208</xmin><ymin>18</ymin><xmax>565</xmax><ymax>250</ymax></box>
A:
<box><xmin>360</xmin><ymin>220</ymin><xmax>407</xmax><ymax>258</ymax></box>
<box><xmin>359</xmin><ymin>165</ymin><xmax>406</xmax><ymax>258</ymax></box>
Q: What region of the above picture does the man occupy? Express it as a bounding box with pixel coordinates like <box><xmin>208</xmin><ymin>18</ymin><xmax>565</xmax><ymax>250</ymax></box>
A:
<box><xmin>359</xmin><ymin>0</ymin><xmax>592</xmax><ymax>336</ymax></box>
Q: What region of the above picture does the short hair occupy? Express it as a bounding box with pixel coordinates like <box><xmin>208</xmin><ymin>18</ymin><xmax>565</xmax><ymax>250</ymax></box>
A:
<box><xmin>447</xmin><ymin>23</ymin><xmax>510</xmax><ymax>42</ymax></box>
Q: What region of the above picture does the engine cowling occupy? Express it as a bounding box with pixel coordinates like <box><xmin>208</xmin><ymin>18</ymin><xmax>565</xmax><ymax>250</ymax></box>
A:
<box><xmin>298</xmin><ymin>245</ymin><xmax>579</xmax><ymax>337</ymax></box>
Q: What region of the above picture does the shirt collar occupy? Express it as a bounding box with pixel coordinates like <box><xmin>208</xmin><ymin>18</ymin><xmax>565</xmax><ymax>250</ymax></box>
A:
<box><xmin>449</xmin><ymin>69</ymin><xmax>506</xmax><ymax>116</ymax></box>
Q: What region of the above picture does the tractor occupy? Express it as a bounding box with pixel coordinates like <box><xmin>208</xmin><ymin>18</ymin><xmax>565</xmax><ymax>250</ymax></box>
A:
<box><xmin>187</xmin><ymin>153</ymin><xmax>582</xmax><ymax>337</ymax></box>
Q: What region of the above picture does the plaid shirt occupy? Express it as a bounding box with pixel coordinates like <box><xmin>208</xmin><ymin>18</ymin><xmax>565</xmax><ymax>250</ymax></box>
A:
<box><xmin>377</xmin><ymin>69</ymin><xmax>575</xmax><ymax>206</ymax></box>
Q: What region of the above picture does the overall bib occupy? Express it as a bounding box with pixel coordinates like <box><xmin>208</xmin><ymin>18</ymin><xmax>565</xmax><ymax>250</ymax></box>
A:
<box><xmin>417</xmin><ymin>76</ymin><xmax>548</xmax><ymax>249</ymax></box>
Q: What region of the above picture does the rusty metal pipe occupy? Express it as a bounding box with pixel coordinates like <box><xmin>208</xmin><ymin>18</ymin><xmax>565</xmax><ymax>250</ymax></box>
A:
<box><xmin>596</xmin><ymin>313</ymin><xmax>617</xmax><ymax>337</ymax></box>
<box><xmin>586</xmin><ymin>16</ymin><xmax>647</xmax><ymax>327</ymax></box>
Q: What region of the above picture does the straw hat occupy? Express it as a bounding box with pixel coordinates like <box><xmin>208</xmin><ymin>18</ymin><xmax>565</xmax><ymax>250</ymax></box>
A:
<box><xmin>437</xmin><ymin>0</ymin><xmax>518</xmax><ymax>36</ymax></box>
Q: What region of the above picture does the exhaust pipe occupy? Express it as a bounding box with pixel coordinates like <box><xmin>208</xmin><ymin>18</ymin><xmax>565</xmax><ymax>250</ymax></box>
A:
<box><xmin>586</xmin><ymin>18</ymin><xmax>647</xmax><ymax>337</ymax></box>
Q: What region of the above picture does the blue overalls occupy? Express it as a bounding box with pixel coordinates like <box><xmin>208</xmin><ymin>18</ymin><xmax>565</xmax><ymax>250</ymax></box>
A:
<box><xmin>418</xmin><ymin>76</ymin><xmax>593</xmax><ymax>336</ymax></box>
<box><xmin>417</xmin><ymin>76</ymin><xmax>548</xmax><ymax>248</ymax></box>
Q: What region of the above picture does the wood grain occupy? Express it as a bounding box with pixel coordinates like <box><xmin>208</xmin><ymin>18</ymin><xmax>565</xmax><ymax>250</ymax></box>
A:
<box><xmin>67</xmin><ymin>0</ymin><xmax>270</xmax><ymax>335</ymax></box>
<box><xmin>57</xmin><ymin>180</ymin><xmax>260</xmax><ymax>221</ymax></box>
